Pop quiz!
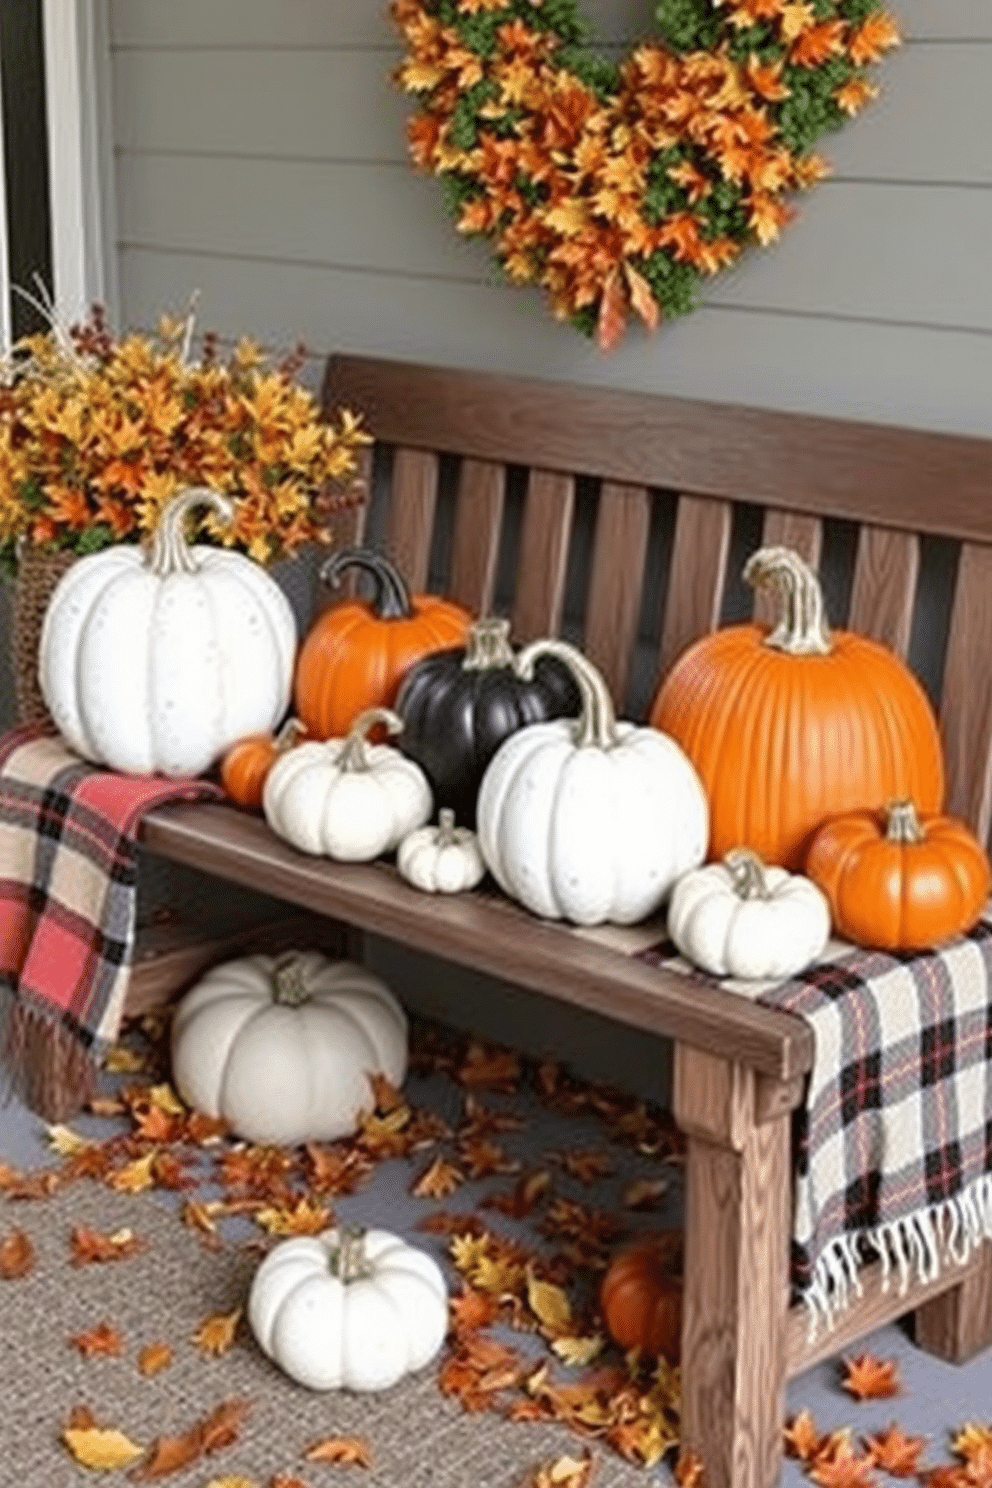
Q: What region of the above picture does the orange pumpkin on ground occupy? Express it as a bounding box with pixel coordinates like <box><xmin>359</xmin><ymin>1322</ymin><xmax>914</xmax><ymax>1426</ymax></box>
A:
<box><xmin>220</xmin><ymin>718</ymin><xmax>307</xmax><ymax>811</ymax></box>
<box><xmin>600</xmin><ymin>1231</ymin><xmax>683</xmax><ymax>1364</ymax></box>
<box><xmin>806</xmin><ymin>800</ymin><xmax>991</xmax><ymax>951</ymax></box>
<box><xmin>293</xmin><ymin>548</ymin><xmax>472</xmax><ymax>741</ymax></box>
<box><xmin>650</xmin><ymin>546</ymin><xmax>945</xmax><ymax>870</ymax></box>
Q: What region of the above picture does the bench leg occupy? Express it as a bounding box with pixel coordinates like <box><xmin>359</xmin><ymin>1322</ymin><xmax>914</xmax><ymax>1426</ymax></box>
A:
<box><xmin>674</xmin><ymin>1046</ymin><xmax>792</xmax><ymax>1488</ymax></box>
<box><xmin>914</xmin><ymin>1239</ymin><xmax>992</xmax><ymax>1363</ymax></box>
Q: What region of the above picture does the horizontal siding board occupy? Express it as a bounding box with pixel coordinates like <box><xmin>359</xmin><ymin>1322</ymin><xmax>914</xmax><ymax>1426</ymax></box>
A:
<box><xmin>895</xmin><ymin>1</ymin><xmax>992</xmax><ymax>40</ymax></box>
<box><xmin>118</xmin><ymin>247</ymin><xmax>992</xmax><ymax>441</ymax></box>
<box><xmin>117</xmin><ymin>156</ymin><xmax>992</xmax><ymax>333</ymax></box>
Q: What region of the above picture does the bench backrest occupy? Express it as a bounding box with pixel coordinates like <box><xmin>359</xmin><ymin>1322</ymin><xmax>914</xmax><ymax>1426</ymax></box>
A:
<box><xmin>322</xmin><ymin>355</ymin><xmax>992</xmax><ymax>847</ymax></box>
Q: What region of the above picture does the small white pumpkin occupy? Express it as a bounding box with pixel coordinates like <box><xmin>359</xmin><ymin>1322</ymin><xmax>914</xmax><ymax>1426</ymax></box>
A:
<box><xmin>248</xmin><ymin>1226</ymin><xmax>448</xmax><ymax>1391</ymax></box>
<box><xmin>667</xmin><ymin>847</ymin><xmax>831</xmax><ymax>980</ymax></box>
<box><xmin>170</xmin><ymin>950</ymin><xmax>407</xmax><ymax>1145</ymax></box>
<box><xmin>397</xmin><ymin>808</ymin><xmax>486</xmax><ymax>894</ymax></box>
<box><xmin>39</xmin><ymin>487</ymin><xmax>296</xmax><ymax>777</ymax></box>
<box><xmin>263</xmin><ymin>707</ymin><xmax>432</xmax><ymax>861</ymax></box>
<box><xmin>477</xmin><ymin>640</ymin><xmax>708</xmax><ymax>926</ymax></box>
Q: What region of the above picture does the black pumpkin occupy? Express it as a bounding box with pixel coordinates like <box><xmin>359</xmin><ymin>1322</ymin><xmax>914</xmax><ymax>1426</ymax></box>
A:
<box><xmin>394</xmin><ymin>617</ymin><xmax>581</xmax><ymax>826</ymax></box>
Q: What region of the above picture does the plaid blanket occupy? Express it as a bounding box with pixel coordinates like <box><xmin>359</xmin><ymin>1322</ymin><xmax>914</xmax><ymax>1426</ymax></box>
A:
<box><xmin>0</xmin><ymin>725</ymin><xmax>221</xmax><ymax>1121</ymax></box>
<box><xmin>637</xmin><ymin>923</ymin><xmax>992</xmax><ymax>1332</ymax></box>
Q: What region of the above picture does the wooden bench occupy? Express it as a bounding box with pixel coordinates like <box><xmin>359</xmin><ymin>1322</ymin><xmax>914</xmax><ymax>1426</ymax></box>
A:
<box><xmin>136</xmin><ymin>355</ymin><xmax>992</xmax><ymax>1488</ymax></box>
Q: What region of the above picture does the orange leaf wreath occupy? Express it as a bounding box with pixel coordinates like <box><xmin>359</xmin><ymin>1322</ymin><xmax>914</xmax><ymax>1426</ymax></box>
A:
<box><xmin>391</xmin><ymin>0</ymin><xmax>900</xmax><ymax>347</ymax></box>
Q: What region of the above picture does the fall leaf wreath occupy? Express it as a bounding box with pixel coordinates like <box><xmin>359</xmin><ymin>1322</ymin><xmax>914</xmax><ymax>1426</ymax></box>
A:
<box><xmin>391</xmin><ymin>0</ymin><xmax>900</xmax><ymax>347</ymax></box>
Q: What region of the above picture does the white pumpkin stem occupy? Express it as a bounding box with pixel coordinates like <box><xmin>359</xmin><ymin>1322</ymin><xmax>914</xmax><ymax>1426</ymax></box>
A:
<box><xmin>335</xmin><ymin>1226</ymin><xmax>369</xmax><ymax>1282</ymax></box>
<box><xmin>514</xmin><ymin>639</ymin><xmax>618</xmax><ymax>749</ymax></box>
<box><xmin>462</xmin><ymin>617</ymin><xmax>515</xmax><ymax>671</ymax></box>
<box><xmin>436</xmin><ymin>808</ymin><xmax>458</xmax><ymax>844</ymax></box>
<box><xmin>271</xmin><ymin>952</ymin><xmax>310</xmax><ymax>1006</ymax></box>
<box><xmin>274</xmin><ymin>717</ymin><xmax>307</xmax><ymax>753</ymax></box>
<box><xmin>742</xmin><ymin>546</ymin><xmax>832</xmax><ymax>656</ymax></box>
<box><xmin>339</xmin><ymin>707</ymin><xmax>403</xmax><ymax>770</ymax></box>
<box><xmin>885</xmin><ymin>799</ymin><xmax>926</xmax><ymax>843</ymax></box>
<box><xmin>724</xmin><ymin>847</ymin><xmax>772</xmax><ymax>900</ymax></box>
<box><xmin>148</xmin><ymin>487</ymin><xmax>235</xmax><ymax>577</ymax></box>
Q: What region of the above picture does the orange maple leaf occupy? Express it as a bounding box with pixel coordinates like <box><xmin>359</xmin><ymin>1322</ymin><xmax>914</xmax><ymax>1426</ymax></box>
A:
<box><xmin>840</xmin><ymin>1352</ymin><xmax>901</xmax><ymax>1400</ymax></box>
<box><xmin>848</xmin><ymin>12</ymin><xmax>900</xmax><ymax>65</ymax></box>
<box><xmin>596</xmin><ymin>266</ymin><xmax>629</xmax><ymax>351</ymax></box>
<box><xmin>193</xmin><ymin>1307</ymin><xmax>242</xmax><ymax>1357</ymax></box>
<box><xmin>305</xmin><ymin>1435</ymin><xmax>374</xmax><ymax>1467</ymax></box>
<box><xmin>863</xmin><ymin>1423</ymin><xmax>928</xmax><ymax>1478</ymax></box>
<box><xmin>784</xmin><ymin>1410</ymin><xmax>824</xmax><ymax>1463</ymax></box>
<box><xmin>69</xmin><ymin>1321</ymin><xmax>125</xmax><ymax>1357</ymax></box>
<box><xmin>791</xmin><ymin>19</ymin><xmax>846</xmax><ymax>66</ymax></box>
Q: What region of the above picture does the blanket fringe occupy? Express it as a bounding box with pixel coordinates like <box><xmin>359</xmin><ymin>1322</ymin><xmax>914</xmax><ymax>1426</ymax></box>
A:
<box><xmin>803</xmin><ymin>1176</ymin><xmax>992</xmax><ymax>1343</ymax></box>
<box><xmin>0</xmin><ymin>978</ymin><xmax>97</xmax><ymax>1122</ymax></box>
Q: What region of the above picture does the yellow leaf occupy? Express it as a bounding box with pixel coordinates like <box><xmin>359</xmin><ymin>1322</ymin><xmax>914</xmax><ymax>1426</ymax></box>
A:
<box><xmin>62</xmin><ymin>1425</ymin><xmax>145</xmax><ymax>1470</ymax></box>
<box><xmin>102</xmin><ymin>1045</ymin><xmax>147</xmax><ymax>1074</ymax></box>
<box><xmin>107</xmin><ymin>1152</ymin><xmax>157</xmax><ymax>1193</ymax></box>
<box><xmin>526</xmin><ymin>1267</ymin><xmax>573</xmax><ymax>1335</ymax></box>
<box><xmin>194</xmin><ymin>1307</ymin><xmax>242</xmax><ymax>1357</ymax></box>
<box><xmin>47</xmin><ymin>1123</ymin><xmax>94</xmax><ymax>1156</ymax></box>
<box><xmin>550</xmin><ymin>1333</ymin><xmax>604</xmax><ymax>1367</ymax></box>
<box><xmin>147</xmin><ymin>1082</ymin><xmax>186</xmax><ymax>1115</ymax></box>
<box><xmin>203</xmin><ymin>1479</ymin><xmax>258</xmax><ymax>1488</ymax></box>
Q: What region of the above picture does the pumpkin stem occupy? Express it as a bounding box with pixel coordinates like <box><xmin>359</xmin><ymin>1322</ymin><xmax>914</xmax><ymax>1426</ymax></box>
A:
<box><xmin>462</xmin><ymin>617</ymin><xmax>515</xmax><ymax>671</ymax></box>
<box><xmin>335</xmin><ymin>1226</ymin><xmax>369</xmax><ymax>1282</ymax></box>
<box><xmin>338</xmin><ymin>707</ymin><xmax>403</xmax><ymax>770</ymax></box>
<box><xmin>436</xmin><ymin>807</ymin><xmax>457</xmax><ymax>844</ymax></box>
<box><xmin>724</xmin><ymin>847</ymin><xmax>771</xmax><ymax>900</ymax></box>
<box><xmin>274</xmin><ymin>717</ymin><xmax>307</xmax><ymax>753</ymax></box>
<box><xmin>515</xmin><ymin>639</ymin><xmax>618</xmax><ymax>750</ymax></box>
<box><xmin>271</xmin><ymin>952</ymin><xmax>310</xmax><ymax>1006</ymax></box>
<box><xmin>742</xmin><ymin>546</ymin><xmax>832</xmax><ymax>656</ymax></box>
<box><xmin>320</xmin><ymin>547</ymin><xmax>413</xmax><ymax>620</ymax></box>
<box><xmin>148</xmin><ymin>487</ymin><xmax>235</xmax><ymax>577</ymax></box>
<box><xmin>885</xmin><ymin>799</ymin><xmax>926</xmax><ymax>843</ymax></box>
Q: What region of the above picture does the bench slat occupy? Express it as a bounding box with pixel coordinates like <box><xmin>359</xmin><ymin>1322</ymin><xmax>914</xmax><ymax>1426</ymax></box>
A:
<box><xmin>386</xmin><ymin>447</ymin><xmax>439</xmax><ymax>591</ymax></box>
<box><xmin>847</xmin><ymin>526</ymin><xmax>919</xmax><ymax>657</ymax></box>
<box><xmin>658</xmin><ymin>495</ymin><xmax>733</xmax><ymax>678</ymax></box>
<box><xmin>511</xmin><ymin>469</ymin><xmax>575</xmax><ymax>642</ymax></box>
<box><xmin>448</xmin><ymin>458</ymin><xmax>505</xmax><ymax>616</ymax></box>
<box><xmin>583</xmin><ymin>481</ymin><xmax>651</xmax><ymax>706</ymax></box>
<box><xmin>939</xmin><ymin>542</ymin><xmax>992</xmax><ymax>842</ymax></box>
<box><xmin>753</xmin><ymin>512</ymin><xmax>823</xmax><ymax>627</ymax></box>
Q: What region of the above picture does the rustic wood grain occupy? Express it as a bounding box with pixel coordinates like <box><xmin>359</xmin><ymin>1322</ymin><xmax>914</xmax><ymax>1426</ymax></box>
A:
<box><xmin>323</xmin><ymin>356</ymin><xmax>992</xmax><ymax>545</ymax></box>
<box><xmin>753</xmin><ymin>512</ymin><xmax>823</xmax><ymax>628</ymax></box>
<box><xmin>448</xmin><ymin>457</ymin><xmax>505</xmax><ymax>616</ymax></box>
<box><xmin>138</xmin><ymin>803</ymin><xmax>813</xmax><ymax>1080</ymax></box>
<box><xmin>914</xmin><ymin>1241</ymin><xmax>992</xmax><ymax>1363</ymax></box>
<box><xmin>511</xmin><ymin>469</ymin><xmax>575</xmax><ymax>641</ymax></box>
<box><xmin>939</xmin><ymin>541</ymin><xmax>992</xmax><ymax>841</ymax></box>
<box><xmin>674</xmin><ymin>1047</ymin><xmax>791</xmax><ymax>1488</ymax></box>
<box><xmin>385</xmin><ymin>446</ymin><xmax>439</xmax><ymax>591</ymax></box>
<box><xmin>847</xmin><ymin>525</ymin><xmax>919</xmax><ymax>656</ymax></box>
<box><xmin>582</xmin><ymin>482</ymin><xmax>651</xmax><ymax>706</ymax></box>
<box><xmin>657</xmin><ymin>494</ymin><xmax>733</xmax><ymax>679</ymax></box>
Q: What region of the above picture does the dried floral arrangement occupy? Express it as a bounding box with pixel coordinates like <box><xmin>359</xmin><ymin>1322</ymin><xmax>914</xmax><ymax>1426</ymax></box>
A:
<box><xmin>0</xmin><ymin>295</ymin><xmax>370</xmax><ymax>576</ymax></box>
<box><xmin>391</xmin><ymin>0</ymin><xmax>900</xmax><ymax>348</ymax></box>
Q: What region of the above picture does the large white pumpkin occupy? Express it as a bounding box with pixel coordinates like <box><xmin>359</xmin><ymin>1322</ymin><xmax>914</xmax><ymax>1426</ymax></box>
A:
<box><xmin>39</xmin><ymin>487</ymin><xmax>296</xmax><ymax>777</ymax></box>
<box><xmin>477</xmin><ymin>640</ymin><xmax>708</xmax><ymax>926</ymax></box>
<box><xmin>263</xmin><ymin>706</ymin><xmax>432</xmax><ymax>861</ymax></box>
<box><xmin>248</xmin><ymin>1227</ymin><xmax>448</xmax><ymax>1391</ymax></box>
<box><xmin>170</xmin><ymin>950</ymin><xmax>408</xmax><ymax>1145</ymax></box>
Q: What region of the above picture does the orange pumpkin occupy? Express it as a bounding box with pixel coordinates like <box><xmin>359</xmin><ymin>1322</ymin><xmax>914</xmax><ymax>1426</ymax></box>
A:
<box><xmin>650</xmin><ymin>546</ymin><xmax>945</xmax><ymax>870</ymax></box>
<box><xmin>220</xmin><ymin>718</ymin><xmax>306</xmax><ymax>810</ymax></box>
<box><xmin>806</xmin><ymin>800</ymin><xmax>991</xmax><ymax>951</ymax></box>
<box><xmin>600</xmin><ymin>1231</ymin><xmax>683</xmax><ymax>1363</ymax></box>
<box><xmin>293</xmin><ymin>548</ymin><xmax>472</xmax><ymax>741</ymax></box>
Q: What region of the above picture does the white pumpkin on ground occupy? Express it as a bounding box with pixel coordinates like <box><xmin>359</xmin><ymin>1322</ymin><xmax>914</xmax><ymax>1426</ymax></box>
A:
<box><xmin>668</xmin><ymin>848</ymin><xmax>831</xmax><ymax>980</ymax></box>
<box><xmin>39</xmin><ymin>487</ymin><xmax>296</xmax><ymax>777</ymax></box>
<box><xmin>248</xmin><ymin>1227</ymin><xmax>448</xmax><ymax>1391</ymax></box>
<box><xmin>170</xmin><ymin>950</ymin><xmax>407</xmax><ymax>1145</ymax></box>
<box><xmin>263</xmin><ymin>706</ymin><xmax>432</xmax><ymax>861</ymax></box>
<box><xmin>476</xmin><ymin>639</ymin><xmax>708</xmax><ymax>926</ymax></box>
<box><xmin>397</xmin><ymin>809</ymin><xmax>486</xmax><ymax>894</ymax></box>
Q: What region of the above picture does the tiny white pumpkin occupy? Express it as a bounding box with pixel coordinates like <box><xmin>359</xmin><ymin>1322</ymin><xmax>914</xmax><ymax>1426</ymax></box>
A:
<box><xmin>170</xmin><ymin>950</ymin><xmax>407</xmax><ymax>1145</ymax></box>
<box><xmin>667</xmin><ymin>847</ymin><xmax>831</xmax><ymax>980</ymax></box>
<box><xmin>39</xmin><ymin>487</ymin><xmax>296</xmax><ymax>777</ymax></box>
<box><xmin>397</xmin><ymin>808</ymin><xmax>486</xmax><ymax>894</ymax></box>
<box><xmin>477</xmin><ymin>640</ymin><xmax>708</xmax><ymax>926</ymax></box>
<box><xmin>248</xmin><ymin>1226</ymin><xmax>448</xmax><ymax>1391</ymax></box>
<box><xmin>263</xmin><ymin>706</ymin><xmax>432</xmax><ymax>861</ymax></box>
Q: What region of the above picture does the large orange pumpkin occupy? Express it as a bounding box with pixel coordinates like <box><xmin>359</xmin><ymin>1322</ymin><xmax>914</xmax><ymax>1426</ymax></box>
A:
<box><xmin>293</xmin><ymin>548</ymin><xmax>472</xmax><ymax>740</ymax></box>
<box><xmin>806</xmin><ymin>800</ymin><xmax>991</xmax><ymax>951</ymax></box>
<box><xmin>600</xmin><ymin>1231</ymin><xmax>683</xmax><ymax>1363</ymax></box>
<box><xmin>650</xmin><ymin>546</ymin><xmax>945</xmax><ymax>870</ymax></box>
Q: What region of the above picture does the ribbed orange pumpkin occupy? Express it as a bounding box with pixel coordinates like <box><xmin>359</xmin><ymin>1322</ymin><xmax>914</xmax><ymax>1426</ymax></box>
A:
<box><xmin>220</xmin><ymin>718</ymin><xmax>307</xmax><ymax>811</ymax></box>
<box><xmin>806</xmin><ymin>800</ymin><xmax>991</xmax><ymax>951</ymax></box>
<box><xmin>293</xmin><ymin>548</ymin><xmax>472</xmax><ymax>741</ymax></box>
<box><xmin>599</xmin><ymin>1231</ymin><xmax>682</xmax><ymax>1363</ymax></box>
<box><xmin>650</xmin><ymin>546</ymin><xmax>945</xmax><ymax>870</ymax></box>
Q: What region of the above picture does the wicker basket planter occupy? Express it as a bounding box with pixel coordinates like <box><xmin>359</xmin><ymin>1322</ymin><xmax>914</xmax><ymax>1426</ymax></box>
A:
<box><xmin>9</xmin><ymin>545</ymin><xmax>77</xmax><ymax>726</ymax></box>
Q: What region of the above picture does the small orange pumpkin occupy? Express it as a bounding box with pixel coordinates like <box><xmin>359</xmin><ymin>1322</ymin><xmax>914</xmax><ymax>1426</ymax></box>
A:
<box><xmin>650</xmin><ymin>546</ymin><xmax>945</xmax><ymax>870</ymax></box>
<box><xmin>220</xmin><ymin>718</ymin><xmax>307</xmax><ymax>811</ymax></box>
<box><xmin>293</xmin><ymin>548</ymin><xmax>472</xmax><ymax>741</ymax></box>
<box><xmin>599</xmin><ymin>1231</ymin><xmax>683</xmax><ymax>1364</ymax></box>
<box><xmin>806</xmin><ymin>800</ymin><xmax>991</xmax><ymax>951</ymax></box>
